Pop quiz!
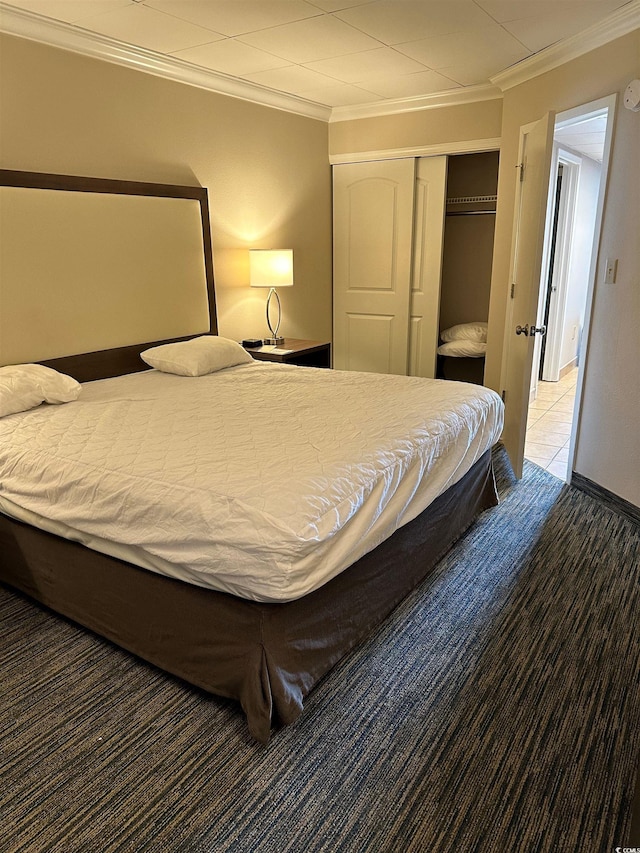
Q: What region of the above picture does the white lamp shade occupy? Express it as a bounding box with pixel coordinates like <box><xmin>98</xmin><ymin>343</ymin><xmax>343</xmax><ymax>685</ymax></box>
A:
<box><xmin>249</xmin><ymin>249</ymin><xmax>294</xmax><ymax>288</ymax></box>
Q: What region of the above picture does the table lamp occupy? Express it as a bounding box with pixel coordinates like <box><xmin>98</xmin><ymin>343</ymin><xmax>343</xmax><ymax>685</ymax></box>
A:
<box><xmin>249</xmin><ymin>249</ymin><xmax>294</xmax><ymax>345</ymax></box>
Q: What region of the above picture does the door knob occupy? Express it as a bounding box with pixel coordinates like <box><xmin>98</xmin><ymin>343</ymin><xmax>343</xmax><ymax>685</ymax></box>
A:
<box><xmin>515</xmin><ymin>324</ymin><xmax>547</xmax><ymax>337</ymax></box>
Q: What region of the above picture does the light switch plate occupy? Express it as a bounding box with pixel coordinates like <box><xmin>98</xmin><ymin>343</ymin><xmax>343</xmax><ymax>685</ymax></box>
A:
<box><xmin>604</xmin><ymin>258</ymin><xmax>618</xmax><ymax>284</ymax></box>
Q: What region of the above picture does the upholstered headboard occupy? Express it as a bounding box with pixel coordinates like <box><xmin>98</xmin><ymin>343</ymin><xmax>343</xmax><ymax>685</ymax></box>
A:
<box><xmin>0</xmin><ymin>169</ymin><xmax>217</xmax><ymax>381</ymax></box>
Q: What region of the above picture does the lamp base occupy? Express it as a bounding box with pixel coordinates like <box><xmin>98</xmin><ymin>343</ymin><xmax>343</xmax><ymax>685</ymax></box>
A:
<box><xmin>263</xmin><ymin>336</ymin><xmax>285</xmax><ymax>345</ymax></box>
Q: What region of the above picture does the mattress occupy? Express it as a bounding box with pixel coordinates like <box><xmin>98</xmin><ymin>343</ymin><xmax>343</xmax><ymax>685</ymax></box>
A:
<box><xmin>0</xmin><ymin>362</ymin><xmax>503</xmax><ymax>602</ymax></box>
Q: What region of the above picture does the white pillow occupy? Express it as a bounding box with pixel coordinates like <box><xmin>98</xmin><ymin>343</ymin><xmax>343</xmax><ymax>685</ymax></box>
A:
<box><xmin>437</xmin><ymin>340</ymin><xmax>487</xmax><ymax>358</ymax></box>
<box><xmin>440</xmin><ymin>322</ymin><xmax>488</xmax><ymax>343</ymax></box>
<box><xmin>141</xmin><ymin>335</ymin><xmax>253</xmax><ymax>377</ymax></box>
<box><xmin>0</xmin><ymin>364</ymin><xmax>82</xmax><ymax>418</ymax></box>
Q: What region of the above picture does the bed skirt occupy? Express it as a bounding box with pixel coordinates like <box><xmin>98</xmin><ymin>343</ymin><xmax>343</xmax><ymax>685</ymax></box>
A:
<box><xmin>0</xmin><ymin>448</ymin><xmax>497</xmax><ymax>743</ymax></box>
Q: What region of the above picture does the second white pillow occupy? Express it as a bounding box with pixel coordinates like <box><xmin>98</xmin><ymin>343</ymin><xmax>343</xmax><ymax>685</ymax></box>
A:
<box><xmin>0</xmin><ymin>364</ymin><xmax>81</xmax><ymax>418</ymax></box>
<box><xmin>141</xmin><ymin>335</ymin><xmax>253</xmax><ymax>377</ymax></box>
<box><xmin>440</xmin><ymin>322</ymin><xmax>488</xmax><ymax>343</ymax></box>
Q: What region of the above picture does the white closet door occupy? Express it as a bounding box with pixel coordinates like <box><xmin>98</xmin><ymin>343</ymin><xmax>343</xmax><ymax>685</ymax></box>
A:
<box><xmin>333</xmin><ymin>159</ymin><xmax>416</xmax><ymax>374</ymax></box>
<box><xmin>409</xmin><ymin>156</ymin><xmax>447</xmax><ymax>378</ymax></box>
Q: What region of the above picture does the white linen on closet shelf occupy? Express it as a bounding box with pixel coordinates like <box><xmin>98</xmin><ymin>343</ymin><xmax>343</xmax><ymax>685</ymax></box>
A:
<box><xmin>0</xmin><ymin>363</ymin><xmax>503</xmax><ymax>602</ymax></box>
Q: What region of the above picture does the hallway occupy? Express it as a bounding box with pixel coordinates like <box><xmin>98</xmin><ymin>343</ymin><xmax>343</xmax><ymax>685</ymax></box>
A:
<box><xmin>524</xmin><ymin>368</ymin><xmax>578</xmax><ymax>480</ymax></box>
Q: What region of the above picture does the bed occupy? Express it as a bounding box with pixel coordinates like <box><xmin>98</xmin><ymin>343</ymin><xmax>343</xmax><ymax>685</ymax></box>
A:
<box><xmin>437</xmin><ymin>322</ymin><xmax>488</xmax><ymax>385</ymax></box>
<box><xmin>0</xmin><ymin>169</ymin><xmax>503</xmax><ymax>742</ymax></box>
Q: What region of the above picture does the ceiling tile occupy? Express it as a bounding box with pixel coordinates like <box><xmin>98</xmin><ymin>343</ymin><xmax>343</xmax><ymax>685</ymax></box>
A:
<box><xmin>396</xmin><ymin>25</ymin><xmax>529</xmax><ymax>71</ymax></box>
<box><xmin>555</xmin><ymin>116</ymin><xmax>607</xmax><ymax>160</ymax></box>
<box><xmin>305</xmin><ymin>47</ymin><xmax>428</xmax><ymax>83</ymax></box>
<box><xmin>76</xmin><ymin>4</ymin><xmax>222</xmax><ymax>53</ymax></box>
<box><xmin>476</xmin><ymin>0</ymin><xmax>625</xmax><ymax>24</ymax></box>
<box><xmin>245</xmin><ymin>64</ymin><xmax>338</xmax><ymax>96</ymax></box>
<box><xmin>238</xmin><ymin>14</ymin><xmax>381</xmax><ymax>63</ymax></box>
<box><xmin>173</xmin><ymin>39</ymin><xmax>290</xmax><ymax>75</ymax></box>
<box><xmin>335</xmin><ymin>0</ymin><xmax>496</xmax><ymax>45</ymax></box>
<box><xmin>476</xmin><ymin>0</ymin><xmax>572</xmax><ymax>22</ymax></box>
<box><xmin>1</xmin><ymin>0</ymin><xmax>630</xmax><ymax>114</ymax></box>
<box><xmin>560</xmin><ymin>132</ymin><xmax>606</xmax><ymax>146</ymax></box>
<box><xmin>560</xmin><ymin>115</ymin><xmax>608</xmax><ymax>135</ymax></box>
<box><xmin>574</xmin><ymin>147</ymin><xmax>604</xmax><ymax>161</ymax></box>
<box><xmin>359</xmin><ymin>69</ymin><xmax>461</xmax><ymax>99</ymax></box>
<box><xmin>144</xmin><ymin>0</ymin><xmax>321</xmax><ymax>37</ymax></box>
<box><xmin>502</xmin><ymin>2</ymin><xmax>629</xmax><ymax>52</ymax></box>
<box><xmin>1</xmin><ymin>0</ymin><xmax>131</xmax><ymax>22</ymax></box>
<box><xmin>305</xmin><ymin>0</ymin><xmax>372</xmax><ymax>11</ymax></box>
<box><xmin>297</xmin><ymin>82</ymin><xmax>384</xmax><ymax>107</ymax></box>
<box><xmin>438</xmin><ymin>53</ymin><xmax>525</xmax><ymax>86</ymax></box>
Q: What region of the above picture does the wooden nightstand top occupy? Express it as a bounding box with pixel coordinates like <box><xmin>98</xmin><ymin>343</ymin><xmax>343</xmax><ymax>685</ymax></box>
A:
<box><xmin>246</xmin><ymin>339</ymin><xmax>331</xmax><ymax>367</ymax></box>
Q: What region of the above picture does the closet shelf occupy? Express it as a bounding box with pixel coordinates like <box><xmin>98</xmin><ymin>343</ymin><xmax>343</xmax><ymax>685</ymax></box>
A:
<box><xmin>446</xmin><ymin>194</ymin><xmax>497</xmax><ymax>216</ymax></box>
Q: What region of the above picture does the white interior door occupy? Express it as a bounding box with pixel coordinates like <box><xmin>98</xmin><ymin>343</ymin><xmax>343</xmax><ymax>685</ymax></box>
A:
<box><xmin>501</xmin><ymin>112</ymin><xmax>555</xmax><ymax>478</ymax></box>
<box><xmin>333</xmin><ymin>159</ymin><xmax>416</xmax><ymax>374</ymax></box>
<box><xmin>541</xmin><ymin>151</ymin><xmax>581</xmax><ymax>382</ymax></box>
<box><xmin>409</xmin><ymin>156</ymin><xmax>447</xmax><ymax>378</ymax></box>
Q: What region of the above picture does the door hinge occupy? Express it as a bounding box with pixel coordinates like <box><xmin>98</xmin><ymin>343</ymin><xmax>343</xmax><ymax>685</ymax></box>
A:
<box><xmin>501</xmin><ymin>389</ymin><xmax>506</xmax><ymax>403</ymax></box>
<box><xmin>516</xmin><ymin>162</ymin><xmax>525</xmax><ymax>182</ymax></box>
<box><xmin>510</xmin><ymin>282</ymin><xmax>515</xmax><ymax>299</ymax></box>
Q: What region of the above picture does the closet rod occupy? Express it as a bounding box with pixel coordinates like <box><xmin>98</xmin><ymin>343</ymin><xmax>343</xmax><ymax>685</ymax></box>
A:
<box><xmin>446</xmin><ymin>210</ymin><xmax>496</xmax><ymax>216</ymax></box>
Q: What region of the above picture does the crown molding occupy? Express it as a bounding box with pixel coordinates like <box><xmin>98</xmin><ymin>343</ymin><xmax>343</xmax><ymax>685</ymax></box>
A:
<box><xmin>0</xmin><ymin>3</ymin><xmax>331</xmax><ymax>121</ymax></box>
<box><xmin>329</xmin><ymin>137</ymin><xmax>502</xmax><ymax>165</ymax></box>
<box><xmin>329</xmin><ymin>83</ymin><xmax>502</xmax><ymax>123</ymax></box>
<box><xmin>491</xmin><ymin>0</ymin><xmax>640</xmax><ymax>92</ymax></box>
<box><xmin>2</xmin><ymin>0</ymin><xmax>637</xmax><ymax>124</ymax></box>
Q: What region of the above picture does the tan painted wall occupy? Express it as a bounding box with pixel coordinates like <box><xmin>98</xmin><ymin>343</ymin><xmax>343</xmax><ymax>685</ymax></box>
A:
<box><xmin>329</xmin><ymin>31</ymin><xmax>639</xmax><ymax>506</ymax></box>
<box><xmin>2</xmin><ymin>30</ymin><xmax>638</xmax><ymax>506</ymax></box>
<box><xmin>0</xmin><ymin>34</ymin><xmax>332</xmax><ymax>345</ymax></box>
<box><xmin>487</xmin><ymin>31</ymin><xmax>640</xmax><ymax>506</ymax></box>
<box><xmin>329</xmin><ymin>98</ymin><xmax>502</xmax><ymax>156</ymax></box>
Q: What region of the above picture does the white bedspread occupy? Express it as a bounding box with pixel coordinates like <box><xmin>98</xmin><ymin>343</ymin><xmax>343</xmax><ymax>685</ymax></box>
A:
<box><xmin>0</xmin><ymin>363</ymin><xmax>503</xmax><ymax>601</ymax></box>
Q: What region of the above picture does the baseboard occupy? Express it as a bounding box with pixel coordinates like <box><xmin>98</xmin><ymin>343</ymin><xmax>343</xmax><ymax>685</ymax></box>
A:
<box><xmin>559</xmin><ymin>358</ymin><xmax>578</xmax><ymax>379</ymax></box>
<box><xmin>571</xmin><ymin>472</ymin><xmax>640</xmax><ymax>526</ymax></box>
<box><xmin>630</xmin><ymin>766</ymin><xmax>640</xmax><ymax>844</ymax></box>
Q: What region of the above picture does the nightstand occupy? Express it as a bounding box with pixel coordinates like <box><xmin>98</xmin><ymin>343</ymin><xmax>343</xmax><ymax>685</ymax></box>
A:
<box><xmin>246</xmin><ymin>338</ymin><xmax>331</xmax><ymax>368</ymax></box>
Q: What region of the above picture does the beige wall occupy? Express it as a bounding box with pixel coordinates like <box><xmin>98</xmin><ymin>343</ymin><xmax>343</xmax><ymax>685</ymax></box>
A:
<box><xmin>2</xmin><ymin>30</ymin><xmax>638</xmax><ymax>506</ymax></box>
<box><xmin>0</xmin><ymin>34</ymin><xmax>332</xmax><ymax>345</ymax></box>
<box><xmin>329</xmin><ymin>31</ymin><xmax>639</xmax><ymax>507</ymax></box>
<box><xmin>329</xmin><ymin>98</ymin><xmax>502</xmax><ymax>156</ymax></box>
<box><xmin>487</xmin><ymin>31</ymin><xmax>640</xmax><ymax>506</ymax></box>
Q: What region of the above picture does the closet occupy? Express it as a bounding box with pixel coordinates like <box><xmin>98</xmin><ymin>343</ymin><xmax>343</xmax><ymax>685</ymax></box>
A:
<box><xmin>437</xmin><ymin>151</ymin><xmax>499</xmax><ymax>384</ymax></box>
<box><xmin>333</xmin><ymin>151</ymin><xmax>499</xmax><ymax>384</ymax></box>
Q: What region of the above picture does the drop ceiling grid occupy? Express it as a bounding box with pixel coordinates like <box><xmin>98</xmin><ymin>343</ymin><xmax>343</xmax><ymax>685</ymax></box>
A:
<box><xmin>0</xmin><ymin>0</ymin><xmax>635</xmax><ymax>108</ymax></box>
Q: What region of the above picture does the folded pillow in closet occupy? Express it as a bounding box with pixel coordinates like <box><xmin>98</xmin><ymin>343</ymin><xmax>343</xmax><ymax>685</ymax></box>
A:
<box><xmin>0</xmin><ymin>364</ymin><xmax>82</xmax><ymax>417</ymax></box>
<box><xmin>437</xmin><ymin>340</ymin><xmax>487</xmax><ymax>358</ymax></box>
<box><xmin>141</xmin><ymin>335</ymin><xmax>253</xmax><ymax>377</ymax></box>
<box><xmin>440</xmin><ymin>322</ymin><xmax>488</xmax><ymax>343</ymax></box>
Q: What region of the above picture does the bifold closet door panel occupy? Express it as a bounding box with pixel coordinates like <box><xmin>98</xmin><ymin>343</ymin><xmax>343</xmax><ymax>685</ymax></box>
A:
<box><xmin>333</xmin><ymin>159</ymin><xmax>416</xmax><ymax>375</ymax></box>
<box><xmin>410</xmin><ymin>156</ymin><xmax>447</xmax><ymax>379</ymax></box>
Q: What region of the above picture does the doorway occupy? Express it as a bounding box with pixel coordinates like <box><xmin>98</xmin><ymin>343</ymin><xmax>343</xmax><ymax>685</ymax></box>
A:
<box><xmin>538</xmin><ymin>161</ymin><xmax>565</xmax><ymax>382</ymax></box>
<box><xmin>523</xmin><ymin>99</ymin><xmax>615</xmax><ymax>481</ymax></box>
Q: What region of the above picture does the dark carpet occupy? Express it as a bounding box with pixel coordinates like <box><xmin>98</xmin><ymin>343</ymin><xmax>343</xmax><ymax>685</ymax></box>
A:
<box><xmin>1</xmin><ymin>448</ymin><xmax>639</xmax><ymax>852</ymax></box>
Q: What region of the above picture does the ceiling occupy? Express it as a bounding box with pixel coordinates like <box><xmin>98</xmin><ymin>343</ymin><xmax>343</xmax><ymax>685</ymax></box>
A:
<box><xmin>555</xmin><ymin>113</ymin><xmax>608</xmax><ymax>162</ymax></box>
<box><xmin>1</xmin><ymin>0</ymin><xmax>634</xmax><ymax>116</ymax></box>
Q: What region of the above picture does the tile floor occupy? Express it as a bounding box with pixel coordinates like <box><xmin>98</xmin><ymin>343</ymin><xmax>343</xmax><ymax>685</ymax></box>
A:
<box><xmin>524</xmin><ymin>367</ymin><xmax>578</xmax><ymax>480</ymax></box>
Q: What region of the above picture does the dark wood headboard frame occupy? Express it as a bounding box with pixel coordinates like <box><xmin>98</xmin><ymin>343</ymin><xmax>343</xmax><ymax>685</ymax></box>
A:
<box><xmin>0</xmin><ymin>169</ymin><xmax>218</xmax><ymax>383</ymax></box>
